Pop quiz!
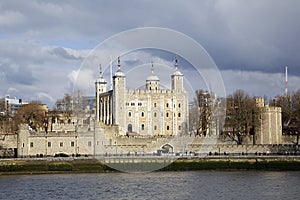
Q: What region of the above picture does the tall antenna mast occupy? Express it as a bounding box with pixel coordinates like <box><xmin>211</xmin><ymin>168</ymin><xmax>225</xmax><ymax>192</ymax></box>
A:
<box><xmin>110</xmin><ymin>55</ymin><xmax>113</xmax><ymax>90</ymax></box>
<box><xmin>285</xmin><ymin>65</ymin><xmax>288</xmax><ymax>97</ymax></box>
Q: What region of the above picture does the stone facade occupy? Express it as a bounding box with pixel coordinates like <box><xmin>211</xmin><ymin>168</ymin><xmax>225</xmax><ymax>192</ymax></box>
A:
<box><xmin>255</xmin><ymin>98</ymin><xmax>282</xmax><ymax>144</ymax></box>
<box><xmin>3</xmin><ymin>59</ymin><xmax>286</xmax><ymax>158</ymax></box>
<box><xmin>96</xmin><ymin>57</ymin><xmax>189</xmax><ymax>136</ymax></box>
<box><xmin>17</xmin><ymin>124</ymin><xmax>93</xmax><ymax>157</ymax></box>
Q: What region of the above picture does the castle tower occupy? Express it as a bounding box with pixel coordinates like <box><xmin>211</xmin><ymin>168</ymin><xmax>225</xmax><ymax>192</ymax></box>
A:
<box><xmin>146</xmin><ymin>61</ymin><xmax>160</xmax><ymax>91</ymax></box>
<box><xmin>171</xmin><ymin>57</ymin><xmax>184</xmax><ymax>91</ymax></box>
<box><xmin>113</xmin><ymin>57</ymin><xmax>126</xmax><ymax>134</ymax></box>
<box><xmin>95</xmin><ymin>64</ymin><xmax>107</xmax><ymax>121</ymax></box>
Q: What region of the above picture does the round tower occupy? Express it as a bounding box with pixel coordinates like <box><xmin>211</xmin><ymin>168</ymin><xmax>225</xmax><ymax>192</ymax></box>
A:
<box><xmin>146</xmin><ymin>61</ymin><xmax>160</xmax><ymax>91</ymax></box>
<box><xmin>171</xmin><ymin>57</ymin><xmax>184</xmax><ymax>91</ymax></box>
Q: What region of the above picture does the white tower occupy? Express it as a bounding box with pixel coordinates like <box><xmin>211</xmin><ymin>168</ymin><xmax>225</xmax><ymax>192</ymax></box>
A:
<box><xmin>171</xmin><ymin>56</ymin><xmax>184</xmax><ymax>91</ymax></box>
<box><xmin>95</xmin><ymin>64</ymin><xmax>107</xmax><ymax>121</ymax></box>
<box><xmin>146</xmin><ymin>61</ymin><xmax>160</xmax><ymax>91</ymax></box>
<box><xmin>113</xmin><ymin>57</ymin><xmax>126</xmax><ymax>133</ymax></box>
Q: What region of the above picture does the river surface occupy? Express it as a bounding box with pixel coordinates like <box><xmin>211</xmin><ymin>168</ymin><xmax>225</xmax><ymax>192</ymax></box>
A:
<box><xmin>0</xmin><ymin>171</ymin><xmax>299</xmax><ymax>200</ymax></box>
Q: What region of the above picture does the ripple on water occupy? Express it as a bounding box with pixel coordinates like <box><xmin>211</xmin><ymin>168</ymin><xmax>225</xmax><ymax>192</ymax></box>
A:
<box><xmin>0</xmin><ymin>171</ymin><xmax>299</xmax><ymax>200</ymax></box>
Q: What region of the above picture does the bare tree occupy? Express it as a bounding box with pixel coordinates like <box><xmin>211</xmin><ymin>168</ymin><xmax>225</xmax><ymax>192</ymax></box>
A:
<box><xmin>223</xmin><ymin>90</ymin><xmax>260</xmax><ymax>144</ymax></box>
<box><xmin>14</xmin><ymin>102</ymin><xmax>48</xmax><ymax>132</ymax></box>
<box><xmin>0</xmin><ymin>101</ymin><xmax>14</xmax><ymax>134</ymax></box>
<box><xmin>271</xmin><ymin>90</ymin><xmax>300</xmax><ymax>145</ymax></box>
<box><xmin>188</xmin><ymin>101</ymin><xmax>199</xmax><ymax>136</ymax></box>
<box><xmin>194</xmin><ymin>90</ymin><xmax>213</xmax><ymax>136</ymax></box>
<box><xmin>53</xmin><ymin>93</ymin><xmax>73</xmax><ymax>122</ymax></box>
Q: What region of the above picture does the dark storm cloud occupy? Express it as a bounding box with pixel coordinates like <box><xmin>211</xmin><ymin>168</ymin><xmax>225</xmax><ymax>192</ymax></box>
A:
<box><xmin>1</xmin><ymin>0</ymin><xmax>299</xmax><ymax>75</ymax></box>
<box><xmin>1</xmin><ymin>0</ymin><xmax>300</xmax><ymax>105</ymax></box>
<box><xmin>51</xmin><ymin>47</ymin><xmax>82</xmax><ymax>60</ymax></box>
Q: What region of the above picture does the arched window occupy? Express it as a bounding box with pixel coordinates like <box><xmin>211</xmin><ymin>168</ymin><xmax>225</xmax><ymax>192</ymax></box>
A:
<box><xmin>128</xmin><ymin>112</ymin><xmax>132</xmax><ymax>117</ymax></box>
<box><xmin>141</xmin><ymin>124</ymin><xmax>145</xmax><ymax>130</ymax></box>
<box><xmin>154</xmin><ymin>112</ymin><xmax>157</xmax><ymax>117</ymax></box>
<box><xmin>166</xmin><ymin>113</ymin><xmax>169</xmax><ymax>117</ymax></box>
<box><xmin>166</xmin><ymin>103</ymin><xmax>169</xmax><ymax>107</ymax></box>
<box><xmin>167</xmin><ymin>126</ymin><xmax>170</xmax><ymax>130</ymax></box>
<box><xmin>178</xmin><ymin>113</ymin><xmax>181</xmax><ymax>117</ymax></box>
<box><xmin>154</xmin><ymin>125</ymin><xmax>157</xmax><ymax>130</ymax></box>
<box><xmin>178</xmin><ymin>103</ymin><xmax>181</xmax><ymax>108</ymax></box>
<box><xmin>128</xmin><ymin>124</ymin><xmax>133</xmax><ymax>132</ymax></box>
<box><xmin>154</xmin><ymin>103</ymin><xmax>157</xmax><ymax>107</ymax></box>
<box><xmin>141</xmin><ymin>112</ymin><xmax>145</xmax><ymax>117</ymax></box>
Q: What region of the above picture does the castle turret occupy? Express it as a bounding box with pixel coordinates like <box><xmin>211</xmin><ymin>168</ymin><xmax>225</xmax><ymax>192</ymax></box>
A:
<box><xmin>146</xmin><ymin>61</ymin><xmax>160</xmax><ymax>91</ymax></box>
<box><xmin>95</xmin><ymin>64</ymin><xmax>107</xmax><ymax>121</ymax></box>
<box><xmin>171</xmin><ymin>57</ymin><xmax>184</xmax><ymax>91</ymax></box>
<box><xmin>113</xmin><ymin>57</ymin><xmax>126</xmax><ymax>133</ymax></box>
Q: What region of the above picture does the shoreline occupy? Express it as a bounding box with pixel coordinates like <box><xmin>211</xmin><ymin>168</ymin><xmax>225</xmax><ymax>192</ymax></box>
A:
<box><xmin>1</xmin><ymin>156</ymin><xmax>300</xmax><ymax>175</ymax></box>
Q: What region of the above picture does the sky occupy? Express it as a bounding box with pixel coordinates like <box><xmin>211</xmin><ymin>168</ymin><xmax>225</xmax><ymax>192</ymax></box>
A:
<box><xmin>0</xmin><ymin>0</ymin><xmax>300</xmax><ymax>108</ymax></box>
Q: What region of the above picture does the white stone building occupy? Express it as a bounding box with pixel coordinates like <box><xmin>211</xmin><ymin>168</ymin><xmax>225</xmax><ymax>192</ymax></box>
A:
<box><xmin>95</xmin><ymin>57</ymin><xmax>189</xmax><ymax>136</ymax></box>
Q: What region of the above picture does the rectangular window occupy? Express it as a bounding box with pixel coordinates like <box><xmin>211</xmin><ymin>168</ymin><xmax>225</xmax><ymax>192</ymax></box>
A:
<box><xmin>71</xmin><ymin>141</ymin><xmax>75</xmax><ymax>147</ymax></box>
<box><xmin>30</xmin><ymin>142</ymin><xmax>33</xmax><ymax>148</ymax></box>
<box><xmin>60</xmin><ymin>142</ymin><xmax>63</xmax><ymax>147</ymax></box>
<box><xmin>48</xmin><ymin>142</ymin><xmax>51</xmax><ymax>147</ymax></box>
<box><xmin>88</xmin><ymin>141</ymin><xmax>92</xmax><ymax>147</ymax></box>
<box><xmin>22</xmin><ymin>143</ymin><xmax>24</xmax><ymax>148</ymax></box>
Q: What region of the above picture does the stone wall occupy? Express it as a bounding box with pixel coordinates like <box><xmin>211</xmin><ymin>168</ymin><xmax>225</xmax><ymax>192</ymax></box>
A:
<box><xmin>12</xmin><ymin>121</ymin><xmax>298</xmax><ymax>158</ymax></box>
<box><xmin>256</xmin><ymin>105</ymin><xmax>282</xmax><ymax>144</ymax></box>
<box><xmin>0</xmin><ymin>134</ymin><xmax>17</xmax><ymax>148</ymax></box>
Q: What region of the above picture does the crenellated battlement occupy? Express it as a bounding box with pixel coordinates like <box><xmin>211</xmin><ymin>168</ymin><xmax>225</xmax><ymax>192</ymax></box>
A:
<box><xmin>126</xmin><ymin>88</ymin><xmax>177</xmax><ymax>94</ymax></box>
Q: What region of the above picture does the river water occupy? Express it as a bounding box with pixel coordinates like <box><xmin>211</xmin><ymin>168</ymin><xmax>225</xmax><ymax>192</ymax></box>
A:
<box><xmin>0</xmin><ymin>171</ymin><xmax>299</xmax><ymax>200</ymax></box>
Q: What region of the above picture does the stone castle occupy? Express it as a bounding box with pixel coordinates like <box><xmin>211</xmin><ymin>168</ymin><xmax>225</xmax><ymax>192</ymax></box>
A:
<box><xmin>95</xmin><ymin>57</ymin><xmax>188</xmax><ymax>137</ymax></box>
<box><xmin>0</xmin><ymin>57</ymin><xmax>289</xmax><ymax>158</ymax></box>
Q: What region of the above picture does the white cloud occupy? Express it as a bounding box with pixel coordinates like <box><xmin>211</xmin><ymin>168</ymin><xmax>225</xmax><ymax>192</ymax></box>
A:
<box><xmin>0</xmin><ymin>10</ymin><xmax>25</xmax><ymax>27</ymax></box>
<box><xmin>1</xmin><ymin>0</ymin><xmax>300</xmax><ymax>107</ymax></box>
